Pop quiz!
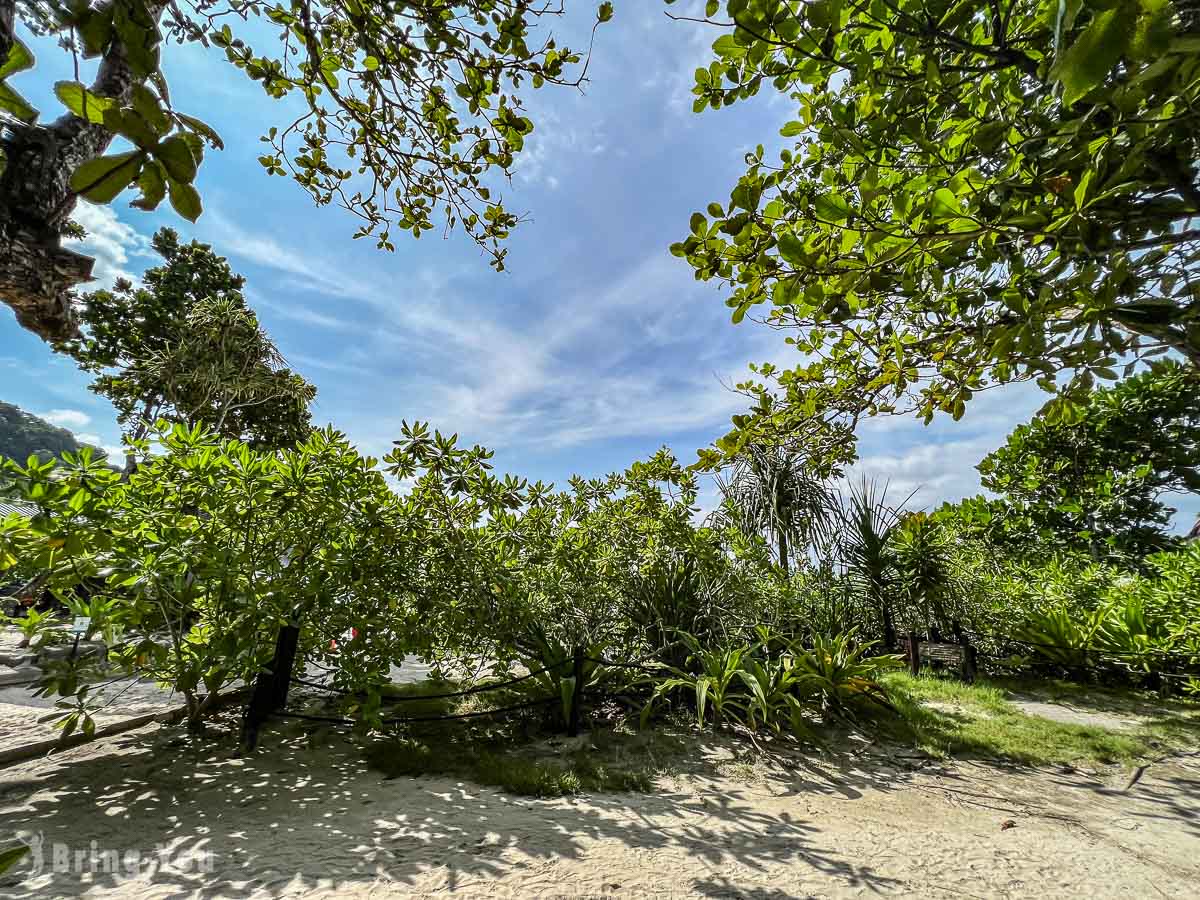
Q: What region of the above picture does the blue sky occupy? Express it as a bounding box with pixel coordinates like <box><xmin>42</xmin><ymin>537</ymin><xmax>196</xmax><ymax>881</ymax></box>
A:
<box><xmin>2</xmin><ymin>5</ymin><xmax>1194</xmax><ymax>529</ymax></box>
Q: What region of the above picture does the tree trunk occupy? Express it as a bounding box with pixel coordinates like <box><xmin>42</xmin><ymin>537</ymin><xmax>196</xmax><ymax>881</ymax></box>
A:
<box><xmin>777</xmin><ymin>528</ymin><xmax>789</xmax><ymax>578</ymax></box>
<box><xmin>0</xmin><ymin>0</ymin><xmax>162</xmax><ymax>342</ymax></box>
<box><xmin>880</xmin><ymin>595</ymin><xmax>896</xmax><ymax>651</ymax></box>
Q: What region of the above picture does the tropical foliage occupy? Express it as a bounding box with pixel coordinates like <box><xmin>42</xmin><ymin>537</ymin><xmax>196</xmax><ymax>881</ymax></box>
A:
<box><xmin>977</xmin><ymin>361</ymin><xmax>1200</xmax><ymax>556</ymax></box>
<box><xmin>668</xmin><ymin>0</ymin><xmax>1200</xmax><ymax>449</ymax></box>
<box><xmin>1</xmin><ymin>0</ymin><xmax>1198</xmax><ymax>766</ymax></box>
<box><xmin>62</xmin><ymin>228</ymin><xmax>315</xmax><ymax>458</ymax></box>
<box><xmin>644</xmin><ymin>629</ymin><xmax>902</xmax><ymax>734</ymax></box>
<box><xmin>1</xmin><ymin>0</ymin><xmax>614</xmax><ymax>341</ymax></box>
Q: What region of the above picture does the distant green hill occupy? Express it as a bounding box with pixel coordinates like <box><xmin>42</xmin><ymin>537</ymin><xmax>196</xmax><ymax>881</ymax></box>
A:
<box><xmin>0</xmin><ymin>401</ymin><xmax>100</xmax><ymax>464</ymax></box>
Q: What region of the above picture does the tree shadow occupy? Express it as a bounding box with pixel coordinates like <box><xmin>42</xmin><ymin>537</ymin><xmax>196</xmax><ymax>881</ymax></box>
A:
<box><xmin>995</xmin><ymin>676</ymin><xmax>1200</xmax><ymax>725</ymax></box>
<box><xmin>0</xmin><ymin>714</ymin><xmax>909</xmax><ymax>898</ymax></box>
<box><xmin>1043</xmin><ymin>750</ymin><xmax>1200</xmax><ymax>838</ymax></box>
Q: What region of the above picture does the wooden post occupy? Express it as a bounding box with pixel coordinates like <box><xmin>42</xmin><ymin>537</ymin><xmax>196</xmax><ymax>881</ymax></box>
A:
<box><xmin>241</xmin><ymin>624</ymin><xmax>300</xmax><ymax>751</ymax></box>
<box><xmin>907</xmin><ymin>632</ymin><xmax>921</xmax><ymax>676</ymax></box>
<box><xmin>953</xmin><ymin>621</ymin><xmax>976</xmax><ymax>684</ymax></box>
<box><xmin>269</xmin><ymin>624</ymin><xmax>301</xmax><ymax>711</ymax></box>
<box><xmin>568</xmin><ymin>647</ymin><xmax>584</xmax><ymax>737</ymax></box>
<box><xmin>242</xmin><ymin>672</ymin><xmax>274</xmax><ymax>751</ymax></box>
<box><xmin>962</xmin><ymin>644</ymin><xmax>978</xmax><ymax>684</ymax></box>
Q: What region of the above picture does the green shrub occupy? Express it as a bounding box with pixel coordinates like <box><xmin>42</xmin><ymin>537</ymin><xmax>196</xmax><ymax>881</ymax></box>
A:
<box><xmin>642</xmin><ymin>630</ymin><xmax>903</xmax><ymax>736</ymax></box>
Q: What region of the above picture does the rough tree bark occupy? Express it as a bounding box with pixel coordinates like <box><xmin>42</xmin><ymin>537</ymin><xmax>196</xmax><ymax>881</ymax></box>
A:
<box><xmin>0</xmin><ymin>0</ymin><xmax>161</xmax><ymax>342</ymax></box>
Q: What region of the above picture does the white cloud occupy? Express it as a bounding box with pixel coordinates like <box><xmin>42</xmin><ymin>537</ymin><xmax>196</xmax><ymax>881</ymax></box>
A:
<box><xmin>74</xmin><ymin>432</ymin><xmax>103</xmax><ymax>446</ymax></box>
<box><xmin>626</xmin><ymin>5</ymin><xmax>723</xmax><ymax>119</ymax></box>
<box><xmin>39</xmin><ymin>409</ymin><xmax>92</xmax><ymax>429</ymax></box>
<box><xmin>513</xmin><ymin>108</ymin><xmax>609</xmax><ymax>189</ymax></box>
<box><xmin>205</xmin><ymin>212</ymin><xmax>386</xmax><ymax>310</ymax></box>
<box><xmin>339</xmin><ymin>250</ymin><xmax>774</xmax><ymax>454</ymax></box>
<box><xmin>850</xmin><ymin>437</ymin><xmax>998</xmax><ymax>513</ymax></box>
<box><xmin>65</xmin><ymin>201</ymin><xmax>152</xmax><ymax>288</ymax></box>
<box><xmin>207</xmin><ymin>208</ymin><xmax>791</xmax><ymax>459</ymax></box>
<box><xmin>289</xmin><ymin>354</ymin><xmax>373</xmax><ymax>377</ymax></box>
<box><xmin>249</xmin><ymin>293</ymin><xmax>369</xmax><ymax>335</ymax></box>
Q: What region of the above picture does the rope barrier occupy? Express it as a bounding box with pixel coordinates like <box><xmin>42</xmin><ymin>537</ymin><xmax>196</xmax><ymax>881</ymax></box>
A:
<box><xmin>0</xmin><ymin>678</ymin><xmax>43</xmax><ymax>689</ymax></box>
<box><xmin>964</xmin><ymin>629</ymin><xmax>1200</xmax><ymax>664</ymax></box>
<box><xmin>585</xmin><ymin>638</ymin><xmax>687</xmax><ymax>672</ymax></box>
<box><xmin>273</xmin><ymin>696</ymin><xmax>557</xmax><ymax>728</ymax></box>
<box><xmin>290</xmin><ymin>660</ymin><xmax>569</xmax><ymax>703</ymax></box>
<box><xmin>972</xmin><ymin>645</ymin><xmax>1200</xmax><ymax>680</ymax></box>
<box><xmin>584</xmin><ymin>656</ymin><xmax>662</xmax><ymax>672</ymax></box>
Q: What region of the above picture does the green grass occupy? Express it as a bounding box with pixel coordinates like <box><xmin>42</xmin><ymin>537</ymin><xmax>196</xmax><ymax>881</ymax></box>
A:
<box><xmin>362</xmin><ymin>728</ymin><xmax>680</xmax><ymax>797</ymax></box>
<box><xmin>342</xmin><ymin>669</ymin><xmax>1200</xmax><ymax>788</ymax></box>
<box><xmin>353</xmin><ymin>675</ymin><xmax>685</xmax><ymax>798</ymax></box>
<box><xmin>875</xmin><ymin>672</ymin><xmax>1200</xmax><ymax>766</ymax></box>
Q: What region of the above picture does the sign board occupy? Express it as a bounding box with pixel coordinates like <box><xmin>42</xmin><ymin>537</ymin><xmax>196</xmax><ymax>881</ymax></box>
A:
<box><xmin>70</xmin><ymin>616</ymin><xmax>91</xmax><ymax>635</ymax></box>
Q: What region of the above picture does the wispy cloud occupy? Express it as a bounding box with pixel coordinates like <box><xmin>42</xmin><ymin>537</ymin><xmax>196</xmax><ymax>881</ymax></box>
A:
<box><xmin>289</xmin><ymin>353</ymin><xmax>373</xmax><ymax>377</ymax></box>
<box><xmin>39</xmin><ymin>409</ymin><xmax>92</xmax><ymax>429</ymax></box>
<box><xmin>251</xmin><ymin>294</ymin><xmax>368</xmax><ymax>334</ymax></box>
<box><xmin>65</xmin><ymin>201</ymin><xmax>153</xmax><ymax>288</ymax></box>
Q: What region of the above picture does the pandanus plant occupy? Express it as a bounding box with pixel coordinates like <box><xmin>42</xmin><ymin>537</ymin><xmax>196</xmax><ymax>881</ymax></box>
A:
<box><xmin>712</xmin><ymin>443</ymin><xmax>838</xmax><ymax>577</ymax></box>
<box><xmin>838</xmin><ymin>478</ymin><xmax>913</xmax><ymax>650</ymax></box>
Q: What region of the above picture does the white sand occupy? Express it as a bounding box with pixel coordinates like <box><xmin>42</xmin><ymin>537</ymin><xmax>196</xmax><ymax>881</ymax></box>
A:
<box><xmin>0</xmin><ymin>717</ymin><xmax>1197</xmax><ymax>899</ymax></box>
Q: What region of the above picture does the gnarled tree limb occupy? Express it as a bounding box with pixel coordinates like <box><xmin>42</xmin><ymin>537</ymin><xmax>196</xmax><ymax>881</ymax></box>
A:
<box><xmin>0</xmin><ymin>0</ymin><xmax>163</xmax><ymax>341</ymax></box>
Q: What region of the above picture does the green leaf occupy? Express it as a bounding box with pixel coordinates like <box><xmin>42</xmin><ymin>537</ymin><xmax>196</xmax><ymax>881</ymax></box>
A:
<box><xmin>809</xmin><ymin>0</ymin><xmax>843</xmax><ymax>29</ymax></box>
<box><xmin>690</xmin><ymin>211</ymin><xmax>707</xmax><ymax>235</ymax></box>
<box><xmin>131</xmin><ymin>160</ymin><xmax>167</xmax><ymax>211</ymax></box>
<box><xmin>363</xmin><ymin>55</ymin><xmax>380</xmax><ymax>71</ymax></box>
<box><xmin>713</xmin><ymin>34</ymin><xmax>746</xmax><ymax>57</ymax></box>
<box><xmin>54</xmin><ymin>81</ymin><xmax>116</xmax><ymax>124</ymax></box>
<box><xmin>78</xmin><ymin>6</ymin><xmax>115</xmax><ymax>58</ymax></box>
<box><xmin>777</xmin><ymin>232</ymin><xmax>807</xmax><ymax>265</ymax></box>
<box><xmin>598</xmin><ymin>2</ymin><xmax>614</xmax><ymax>23</ymax></box>
<box><xmin>0</xmin><ymin>82</ymin><xmax>37</xmax><ymax>123</ymax></box>
<box><xmin>930</xmin><ymin>188</ymin><xmax>960</xmax><ymax>220</ymax></box>
<box><xmin>168</xmin><ymin>178</ymin><xmax>203</xmax><ymax>221</ymax></box>
<box><xmin>155</xmin><ymin>135</ymin><xmax>198</xmax><ymax>183</ymax></box>
<box><xmin>69</xmin><ymin>151</ymin><xmax>143</xmax><ymax>203</ymax></box>
<box><xmin>1074</xmin><ymin>169</ymin><xmax>1093</xmax><ymax>209</ymax></box>
<box><xmin>131</xmin><ymin>83</ymin><xmax>170</xmax><ymax>135</ymax></box>
<box><xmin>113</xmin><ymin>0</ymin><xmax>161</xmax><ymax>79</ymax></box>
<box><xmin>0</xmin><ymin>36</ymin><xmax>35</xmax><ymax>78</ymax></box>
<box><xmin>780</xmin><ymin>121</ymin><xmax>805</xmax><ymax>137</ymax></box>
<box><xmin>0</xmin><ymin>844</ymin><xmax>30</xmax><ymax>876</ymax></box>
<box><xmin>177</xmin><ymin>114</ymin><xmax>225</xmax><ymax>151</ymax></box>
<box><xmin>813</xmin><ymin>192</ymin><xmax>850</xmax><ymax>223</ymax></box>
<box><xmin>1053</xmin><ymin>8</ymin><xmax>1131</xmax><ymax>105</ymax></box>
<box><xmin>1130</xmin><ymin>0</ymin><xmax>1174</xmax><ymax>60</ymax></box>
<box><xmin>103</xmin><ymin>107</ymin><xmax>158</xmax><ymax>149</ymax></box>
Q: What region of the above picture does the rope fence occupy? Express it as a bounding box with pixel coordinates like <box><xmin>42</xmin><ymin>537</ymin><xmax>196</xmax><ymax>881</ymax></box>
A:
<box><xmin>290</xmin><ymin>660</ymin><xmax>568</xmax><ymax>702</ymax></box>
<box><xmin>274</xmin><ymin>696</ymin><xmax>559</xmax><ymax>728</ymax></box>
<box><xmin>239</xmin><ymin>621</ymin><xmax>1200</xmax><ymax>750</ymax></box>
<box><xmin>964</xmin><ymin>628</ymin><xmax>1200</xmax><ymax>664</ymax></box>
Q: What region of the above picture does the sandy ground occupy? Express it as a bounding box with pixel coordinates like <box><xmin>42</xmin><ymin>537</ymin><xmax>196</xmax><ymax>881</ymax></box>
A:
<box><xmin>0</xmin><ymin>715</ymin><xmax>1197</xmax><ymax>900</ymax></box>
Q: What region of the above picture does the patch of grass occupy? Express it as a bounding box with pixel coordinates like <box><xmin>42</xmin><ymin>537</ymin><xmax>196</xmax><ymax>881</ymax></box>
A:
<box><xmin>375</xmin><ymin>679</ymin><xmax>462</xmax><ymax>717</ymax></box>
<box><xmin>363</xmin><ymin>726</ymin><xmax>679</xmax><ymax>798</ymax></box>
<box><xmin>874</xmin><ymin>672</ymin><xmax>1172</xmax><ymax>766</ymax></box>
<box><xmin>987</xmin><ymin>675</ymin><xmax>1200</xmax><ymax>751</ymax></box>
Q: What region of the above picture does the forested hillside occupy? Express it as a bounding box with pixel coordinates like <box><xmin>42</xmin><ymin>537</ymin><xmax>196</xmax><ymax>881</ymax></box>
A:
<box><xmin>0</xmin><ymin>401</ymin><xmax>91</xmax><ymax>463</ymax></box>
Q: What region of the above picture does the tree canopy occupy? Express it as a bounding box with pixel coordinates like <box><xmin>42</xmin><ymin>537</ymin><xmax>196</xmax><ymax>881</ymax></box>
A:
<box><xmin>668</xmin><ymin>0</ymin><xmax>1200</xmax><ymax>442</ymax></box>
<box><xmin>1</xmin><ymin>0</ymin><xmax>613</xmax><ymax>341</ymax></box>
<box><xmin>63</xmin><ymin>227</ymin><xmax>316</xmax><ymax>451</ymax></box>
<box><xmin>975</xmin><ymin>361</ymin><xmax>1200</xmax><ymax>555</ymax></box>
